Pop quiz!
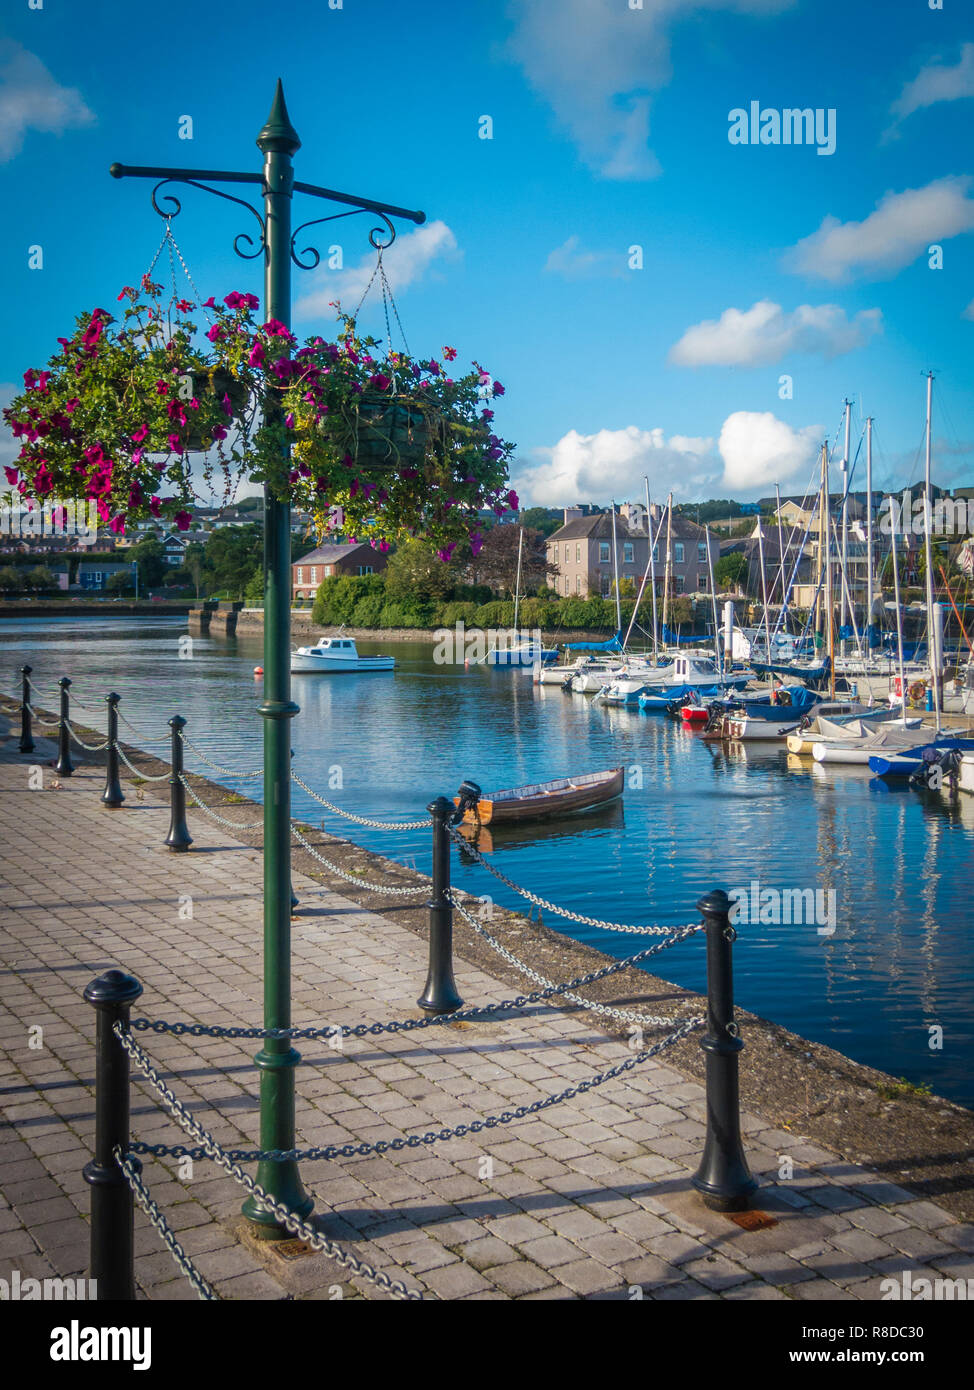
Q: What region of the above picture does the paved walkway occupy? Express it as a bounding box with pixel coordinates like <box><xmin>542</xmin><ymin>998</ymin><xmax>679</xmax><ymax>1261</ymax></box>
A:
<box><xmin>1</xmin><ymin>724</ymin><xmax>973</xmax><ymax>1301</ymax></box>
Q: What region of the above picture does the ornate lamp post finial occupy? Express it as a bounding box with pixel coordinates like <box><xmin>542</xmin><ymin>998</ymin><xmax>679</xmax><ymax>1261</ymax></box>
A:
<box><xmin>257</xmin><ymin>79</ymin><xmax>301</xmax><ymax>155</ymax></box>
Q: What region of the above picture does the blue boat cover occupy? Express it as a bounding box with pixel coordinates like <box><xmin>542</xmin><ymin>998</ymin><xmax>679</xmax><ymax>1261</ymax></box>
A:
<box><xmin>562</xmin><ymin>630</ymin><xmax>624</xmax><ymax>652</ymax></box>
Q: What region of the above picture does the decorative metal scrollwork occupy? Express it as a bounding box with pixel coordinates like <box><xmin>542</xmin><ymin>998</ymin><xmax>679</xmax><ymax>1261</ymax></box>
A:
<box><xmin>290</xmin><ymin>207</ymin><xmax>397</xmax><ymax>270</ymax></box>
<box><xmin>150</xmin><ymin>178</ymin><xmax>266</xmax><ymax>261</ymax></box>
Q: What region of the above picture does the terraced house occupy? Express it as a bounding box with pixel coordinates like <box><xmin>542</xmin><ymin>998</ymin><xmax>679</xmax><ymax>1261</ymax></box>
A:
<box><xmin>291</xmin><ymin>541</ymin><xmax>388</xmax><ymax>601</ymax></box>
<box><xmin>546</xmin><ymin>504</ymin><xmax>721</xmax><ymax>598</ymax></box>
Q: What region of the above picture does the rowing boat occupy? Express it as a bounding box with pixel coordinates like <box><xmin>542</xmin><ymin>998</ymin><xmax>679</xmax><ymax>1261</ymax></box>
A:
<box><xmin>453</xmin><ymin>768</ymin><xmax>624</xmax><ymax>826</ymax></box>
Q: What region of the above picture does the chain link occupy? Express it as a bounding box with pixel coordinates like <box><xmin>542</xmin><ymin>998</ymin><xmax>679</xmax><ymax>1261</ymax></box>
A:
<box><xmin>117</xmin><ymin>710</ymin><xmax>174</xmax><ymax>746</ymax></box>
<box><xmin>115</xmin><ymin>1025</ymin><xmax>423</xmax><ymax>1301</ymax></box>
<box><xmin>448</xmin><ymin>826</ymin><xmax>685</xmax><ymax>935</ymax></box>
<box><xmin>113</xmin><ymin>741</ymin><xmax>174</xmax><ymax>781</ymax></box>
<box><xmin>178</xmin><ymin>774</ymin><xmax>263</xmax><ymax>829</ymax></box>
<box><xmin>292</xmin><ymin>826</ymin><xmax>429</xmax><ymax>897</ymax></box>
<box><xmin>121</xmin><ymin>1017</ymin><xmax>701</xmax><ymax>1168</ymax></box>
<box><xmin>291</xmin><ymin>772</ymin><xmax>432</xmax><ymax>830</ymax></box>
<box><xmin>64</xmin><ymin>717</ymin><xmax>110</xmax><ymax>752</ymax></box>
<box><xmin>115</xmin><ymin>1148</ymin><xmax>216</xmax><ymax>1299</ymax></box>
<box><xmin>178</xmin><ymin>730</ymin><xmax>263</xmax><ymax>778</ymax></box>
<box><xmin>448</xmin><ymin>890</ymin><xmax>701</xmax><ymax>1028</ymax></box>
<box><xmin>24</xmin><ymin>702</ymin><xmax>61</xmax><ymax>730</ymax></box>
<box><xmin>130</xmin><ymin>924</ymin><xmax>698</xmax><ymax>1044</ymax></box>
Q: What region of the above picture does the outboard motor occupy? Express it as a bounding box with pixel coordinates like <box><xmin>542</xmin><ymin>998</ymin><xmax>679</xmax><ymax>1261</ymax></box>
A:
<box><xmin>453</xmin><ymin>779</ymin><xmax>483</xmax><ymax>825</ymax></box>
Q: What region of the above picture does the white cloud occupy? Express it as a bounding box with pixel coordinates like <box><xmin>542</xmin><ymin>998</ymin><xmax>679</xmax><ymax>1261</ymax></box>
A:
<box><xmin>718</xmin><ymin>411</ymin><xmax>821</xmax><ymax>491</ymax></box>
<box><xmin>516</xmin><ymin>410</ymin><xmax>823</xmax><ymax>506</ymax></box>
<box><xmin>786</xmin><ymin>177</ymin><xmax>974</xmax><ymax>282</ymax></box>
<box><xmin>544</xmin><ymin>235</ymin><xmax>626</xmax><ymax>279</ymax></box>
<box><xmin>295</xmin><ymin>220</ymin><xmax>459</xmax><ymax>321</ymax></box>
<box><xmin>670</xmin><ymin>299</ymin><xmax>882</xmax><ymax>366</ymax></box>
<box><xmin>0</xmin><ymin>40</ymin><xmax>94</xmax><ymax>162</ymax></box>
<box><xmin>506</xmin><ymin>0</ymin><xmax>794</xmax><ymax>180</ymax></box>
<box><xmin>964</xmin><ymin>299</ymin><xmax>974</xmax><ymax>321</ymax></box>
<box><xmin>891</xmin><ymin>43</ymin><xmax>974</xmax><ymax>123</ymax></box>
<box><xmin>514</xmin><ymin>426</ymin><xmax>718</xmax><ymax>507</ymax></box>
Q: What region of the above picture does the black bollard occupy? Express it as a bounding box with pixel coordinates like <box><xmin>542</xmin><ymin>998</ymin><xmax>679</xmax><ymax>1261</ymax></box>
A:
<box><xmin>164</xmin><ymin>715</ymin><xmax>193</xmax><ymax>851</ymax></box>
<box><xmin>102</xmin><ymin>693</ymin><xmax>124</xmax><ymax>808</ymax></box>
<box><xmin>83</xmin><ymin>968</ymin><xmax>143</xmax><ymax>1301</ymax></box>
<box><xmin>691</xmin><ymin>889</ymin><xmax>757</xmax><ymax>1212</ymax></box>
<box><xmin>18</xmin><ymin>664</ymin><xmax>33</xmax><ymax>754</ymax></box>
<box><xmin>54</xmin><ymin>676</ymin><xmax>74</xmax><ymax>777</ymax></box>
<box><xmin>417</xmin><ymin>796</ymin><xmax>463</xmax><ymax>1014</ymax></box>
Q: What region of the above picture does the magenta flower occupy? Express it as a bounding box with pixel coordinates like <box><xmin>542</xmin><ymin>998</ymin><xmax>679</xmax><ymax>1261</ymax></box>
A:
<box><xmin>149</xmin><ymin>496</ymin><xmax>162</xmax><ymax>518</ymax></box>
<box><xmin>167</xmin><ymin>432</ymin><xmax>182</xmax><ymax>452</ymax></box>
<box><xmin>206</xmin><ymin>325</ymin><xmax>223</xmax><ymax>343</ymax></box>
<box><xmin>131</xmin><ymin>424</ymin><xmax>149</xmax><ymax>443</ymax></box>
<box><xmin>224</xmin><ymin>291</ymin><xmax>259</xmax><ymax>311</ymax></box>
<box><xmin>4</xmin><ymin>466</ymin><xmax>19</xmax><ymax>485</ymax></box>
<box><xmin>368</xmin><ymin>373</ymin><xmax>392</xmax><ymax>392</ymax></box>
<box><xmin>175</xmin><ymin>299</ymin><xmax>193</xmax><ymax>313</ymax></box>
<box><xmin>211</xmin><ymin>425</ymin><xmax>227</xmax><ymax>442</ymax></box>
<box><xmin>174</xmin><ymin>510</ymin><xmax>191</xmax><ymax>531</ymax></box>
<box><xmin>263</xmin><ymin>318</ymin><xmax>292</xmax><ymax>338</ymax></box>
<box><xmin>109</xmin><ymin>514</ymin><xmax>126</xmax><ymax>535</ymax></box>
<box><xmin>285</xmin><ymin>412</ymin><xmax>295</xmax><ymax>429</ymax></box>
<box><xmin>248</xmin><ymin>341</ymin><xmax>266</xmax><ymax>368</ymax></box>
<box><xmin>202</xmin><ymin>297</ymin><xmax>217</xmax><ymax>309</ymax></box>
<box><xmin>65</xmin><ymin>398</ymin><xmax>79</xmax><ymax>414</ymax></box>
<box><xmin>507</xmin><ymin>489</ymin><xmax>519</xmax><ymax>510</ymax></box>
<box><xmin>492</xmin><ymin>381</ymin><xmax>505</xmax><ymax>395</ymax></box>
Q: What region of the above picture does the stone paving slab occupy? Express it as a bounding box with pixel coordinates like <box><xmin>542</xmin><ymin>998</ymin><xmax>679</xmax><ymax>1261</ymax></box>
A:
<box><xmin>1</xmin><ymin>731</ymin><xmax>972</xmax><ymax>1301</ymax></box>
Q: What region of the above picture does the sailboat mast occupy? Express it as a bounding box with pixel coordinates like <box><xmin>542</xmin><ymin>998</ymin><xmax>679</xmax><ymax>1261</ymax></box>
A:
<box><xmin>816</xmin><ymin>443</ymin><xmax>827</xmax><ymax>640</ymax></box>
<box><xmin>645</xmin><ymin>477</ymin><xmax>659</xmax><ymax>660</ymax></box>
<box><xmin>705</xmin><ymin>520</ymin><xmax>721</xmax><ymax>672</ymax></box>
<box><xmin>756</xmin><ymin>514</ymin><xmax>772</xmax><ymax>661</ymax></box>
<box><xmin>866</xmin><ymin>416</ymin><xmax>874</xmax><ymax>652</ymax></box>
<box><xmin>923</xmin><ymin>371</ymin><xmax>941</xmax><ymax>728</ymax></box>
<box><xmin>840</xmin><ymin>397</ymin><xmax>852</xmax><ymax>638</ymax></box>
<box><xmin>774</xmin><ymin>482</ymin><xmax>788</xmax><ymax>633</ymax></box>
<box><xmin>610</xmin><ymin>502</ymin><xmax>622</xmax><ymax>636</ymax></box>
<box><xmin>890</xmin><ymin>509</ymin><xmax>907</xmax><ymax>728</ymax></box>
<box><xmin>824</xmin><ymin>444</ymin><xmax>835</xmax><ymax>698</ymax></box>
<box><xmin>661</xmin><ymin>492</ymin><xmax>673</xmax><ymax>641</ymax></box>
<box><xmin>513</xmin><ymin>524</ymin><xmax>523</xmax><ymax>634</ymax></box>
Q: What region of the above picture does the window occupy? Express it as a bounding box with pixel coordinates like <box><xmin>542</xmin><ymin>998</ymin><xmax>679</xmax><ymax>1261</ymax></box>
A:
<box><xmin>357</xmin><ymin>565</ymin><xmax>374</xmax><ymax>575</ymax></box>
<box><xmin>599</xmin><ymin>542</ymin><xmax>610</xmax><ymax>562</ymax></box>
<box><xmin>601</xmin><ymin>575</ymin><xmax>611</xmax><ymax>597</ymax></box>
<box><xmin>623</xmin><ymin>542</ymin><xmax>634</xmax><ymax>564</ymax></box>
<box><xmin>674</xmin><ymin>542</ymin><xmax>685</xmax><ymax>564</ymax></box>
<box><xmin>296</xmin><ymin>567</ymin><xmax>303</xmax><ymax>583</ymax></box>
<box><xmin>565</xmin><ymin>576</ymin><xmax>570</xmax><ymax>595</ymax></box>
<box><xmin>325</xmin><ymin>565</ymin><xmax>333</xmax><ymax>576</ymax></box>
<box><xmin>652</xmin><ymin>542</ymin><xmax>659</xmax><ymax>562</ymax></box>
<box><xmin>698</xmin><ymin>543</ymin><xmax>707</xmax><ymax>562</ymax></box>
<box><xmin>576</xmin><ymin>575</ymin><xmax>581</xmax><ymax>594</ymax></box>
<box><xmin>698</xmin><ymin>573</ymin><xmax>708</xmax><ymax>591</ymax></box>
<box><xmin>675</xmin><ymin>576</ymin><xmax>685</xmax><ymax>594</ymax></box>
<box><xmin>553</xmin><ymin>544</ymin><xmax>559</xmax><ymax>564</ymax></box>
<box><xmin>576</xmin><ymin>543</ymin><xmax>581</xmax><ymax>562</ymax></box>
<box><xmin>310</xmin><ymin>567</ymin><xmax>318</xmax><ymax>583</ymax></box>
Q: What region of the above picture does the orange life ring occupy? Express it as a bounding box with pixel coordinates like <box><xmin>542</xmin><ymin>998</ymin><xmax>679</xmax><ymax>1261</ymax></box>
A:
<box><xmin>908</xmin><ymin>680</ymin><xmax>926</xmax><ymax>704</ymax></box>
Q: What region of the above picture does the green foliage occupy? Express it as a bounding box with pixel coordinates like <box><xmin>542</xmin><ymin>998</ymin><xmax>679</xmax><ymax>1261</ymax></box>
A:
<box><xmin>715</xmin><ymin>552</ymin><xmax>749</xmax><ymax>589</ymax></box>
<box><xmin>0</xmin><ymin>564</ymin><xmax>24</xmax><ymax>593</ymax></box>
<box><xmin>129</xmin><ymin>536</ymin><xmax>166</xmax><ymax>589</ymax></box>
<box><xmin>106</xmin><ymin>571</ymin><xmax>132</xmax><ymax>594</ymax></box>
<box><xmin>244</xmin><ymin>568</ymin><xmax>265</xmax><ymax>603</ymax></box>
<box><xmin>25</xmin><ymin>565</ymin><xmax>56</xmax><ymax>591</ymax></box>
<box><xmin>204</xmin><ymin>524</ymin><xmax>262</xmax><ymax>598</ymax></box>
<box><xmin>383</xmin><ymin>538</ymin><xmax>459</xmax><ymax>601</ymax></box>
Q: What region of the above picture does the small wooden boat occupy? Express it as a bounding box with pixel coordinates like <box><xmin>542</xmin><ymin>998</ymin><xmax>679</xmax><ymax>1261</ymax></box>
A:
<box><xmin>453</xmin><ymin>768</ymin><xmax>624</xmax><ymax>826</ymax></box>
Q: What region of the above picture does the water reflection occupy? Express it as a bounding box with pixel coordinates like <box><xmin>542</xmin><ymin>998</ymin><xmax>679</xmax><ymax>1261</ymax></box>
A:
<box><xmin>2</xmin><ymin>614</ymin><xmax>972</xmax><ymax>1108</ymax></box>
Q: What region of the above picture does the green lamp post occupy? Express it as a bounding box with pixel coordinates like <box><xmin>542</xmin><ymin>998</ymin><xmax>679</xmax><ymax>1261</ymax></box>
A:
<box><xmin>111</xmin><ymin>83</ymin><xmax>425</xmax><ymax>1235</ymax></box>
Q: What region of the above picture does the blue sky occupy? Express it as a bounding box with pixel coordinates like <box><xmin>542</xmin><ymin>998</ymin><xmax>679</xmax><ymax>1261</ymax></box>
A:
<box><xmin>1</xmin><ymin>0</ymin><xmax>972</xmax><ymax>508</ymax></box>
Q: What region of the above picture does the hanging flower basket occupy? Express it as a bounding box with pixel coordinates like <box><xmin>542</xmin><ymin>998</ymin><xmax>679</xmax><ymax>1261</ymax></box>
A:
<box><xmin>351</xmin><ymin>392</ymin><xmax>428</xmax><ymax>470</ymax></box>
<box><xmin>3</xmin><ymin>284</ymin><xmax>518</xmax><ymax>556</ymax></box>
<box><xmin>182</xmin><ymin>367</ymin><xmax>250</xmax><ymax>452</ymax></box>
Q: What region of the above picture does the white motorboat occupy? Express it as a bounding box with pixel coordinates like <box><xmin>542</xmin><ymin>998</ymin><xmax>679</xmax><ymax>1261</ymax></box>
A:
<box><xmin>811</xmin><ymin>722</ymin><xmax>935</xmax><ymax>766</ymax></box>
<box><xmin>599</xmin><ymin>653</ymin><xmax>755</xmax><ymax>705</ymax></box>
<box><xmin>290</xmin><ymin>636</ymin><xmax>396</xmax><ymax>673</ymax></box>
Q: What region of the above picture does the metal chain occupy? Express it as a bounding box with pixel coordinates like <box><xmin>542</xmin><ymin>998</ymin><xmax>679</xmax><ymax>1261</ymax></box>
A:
<box><xmin>113</xmin><ymin>742</ymin><xmax>174</xmax><ymax>782</ymax></box>
<box><xmin>178</xmin><ymin>774</ymin><xmax>263</xmax><ymax>829</ymax></box>
<box><xmin>24</xmin><ymin>702</ymin><xmax>61</xmax><ymax>730</ymax></box>
<box><xmin>178</xmin><ymin>730</ymin><xmax>263</xmax><ymax>778</ymax></box>
<box><xmin>448</xmin><ymin>826</ymin><xmax>687</xmax><ymax>935</ymax></box>
<box><xmin>291</xmin><ymin>772</ymin><xmax>432</xmax><ymax>830</ymax></box>
<box><xmin>115</xmin><ymin>1025</ymin><xmax>422</xmax><ymax>1301</ymax></box>
<box><xmin>64</xmin><ymin>717</ymin><xmax>110</xmax><ymax>752</ymax></box>
<box><xmin>130</xmin><ymin>928</ymin><xmax>698</xmax><ymax>1043</ymax></box>
<box><xmin>292</xmin><ymin>826</ymin><xmax>429</xmax><ymax>897</ymax></box>
<box><xmin>448</xmin><ymin>891</ymin><xmax>701</xmax><ymax>1028</ymax></box>
<box><xmin>115</xmin><ymin>1148</ymin><xmax>216</xmax><ymax>1300</ymax></box>
<box><xmin>121</xmin><ymin>1017</ymin><xmax>701</xmax><ymax>1168</ymax></box>
<box><xmin>117</xmin><ymin>711</ymin><xmax>174</xmax><ymax>746</ymax></box>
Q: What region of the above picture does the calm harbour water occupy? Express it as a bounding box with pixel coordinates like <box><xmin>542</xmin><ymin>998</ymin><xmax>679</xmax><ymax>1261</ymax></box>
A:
<box><xmin>3</xmin><ymin>614</ymin><xmax>972</xmax><ymax>1108</ymax></box>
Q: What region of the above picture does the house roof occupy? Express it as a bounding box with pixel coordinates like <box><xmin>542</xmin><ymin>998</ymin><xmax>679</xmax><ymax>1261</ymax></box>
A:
<box><xmin>293</xmin><ymin>542</ymin><xmax>376</xmax><ymax>566</ymax></box>
<box><xmin>548</xmin><ymin>510</ymin><xmax>715</xmax><ymax>544</ymax></box>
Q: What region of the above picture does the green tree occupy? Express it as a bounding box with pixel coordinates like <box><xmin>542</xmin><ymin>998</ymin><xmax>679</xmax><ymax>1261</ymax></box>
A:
<box><xmin>26</xmin><ymin>565</ymin><xmax>56</xmax><ymax>591</ymax></box>
<box><xmin>715</xmin><ymin>552</ymin><xmax>748</xmax><ymax>590</ymax></box>
<box><xmin>0</xmin><ymin>565</ymin><xmax>23</xmax><ymax>593</ymax></box>
<box><xmin>128</xmin><ymin>536</ymin><xmax>166</xmax><ymax>589</ymax></box>
<box><xmin>106</xmin><ymin>571</ymin><xmax>133</xmax><ymax>595</ymax></box>
<box><xmin>204</xmin><ymin>524</ymin><xmax>262</xmax><ymax>597</ymax></box>
<box><xmin>384</xmin><ymin>538</ymin><xmax>459</xmax><ymax>602</ymax></box>
<box><xmin>181</xmin><ymin>541</ymin><xmax>207</xmax><ymax>600</ymax></box>
<box><xmin>518</xmin><ymin>506</ymin><xmax>561</xmax><ymax>538</ymax></box>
